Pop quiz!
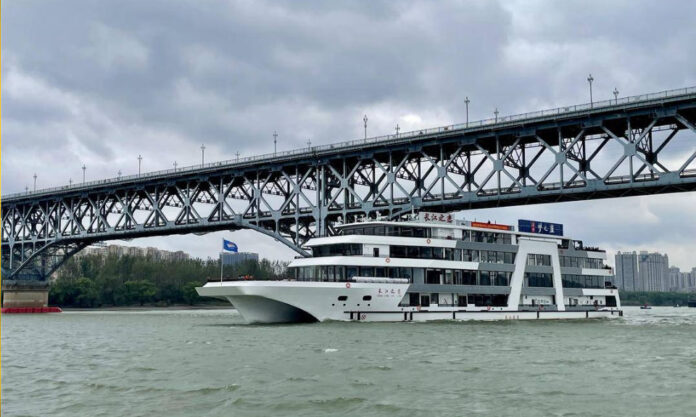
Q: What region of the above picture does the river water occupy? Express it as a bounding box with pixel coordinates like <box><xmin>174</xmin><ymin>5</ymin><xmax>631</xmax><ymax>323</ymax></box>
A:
<box><xmin>2</xmin><ymin>307</ymin><xmax>696</xmax><ymax>417</ymax></box>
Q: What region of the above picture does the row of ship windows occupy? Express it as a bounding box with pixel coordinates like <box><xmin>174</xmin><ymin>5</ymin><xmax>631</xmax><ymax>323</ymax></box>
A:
<box><xmin>559</xmin><ymin>256</ymin><xmax>604</xmax><ymax>269</ymax></box>
<box><xmin>335</xmin><ymin>293</ymin><xmax>510</xmax><ymax>307</ymax></box>
<box><xmin>527</xmin><ymin>254</ymin><xmax>551</xmax><ymax>266</ymax></box>
<box><xmin>312</xmin><ymin>244</ymin><xmax>516</xmax><ymax>264</ymax></box>
<box><xmin>425</xmin><ymin>269</ymin><xmax>512</xmax><ymax>286</ymax></box>
<box><xmin>292</xmin><ymin>266</ymin><xmax>607</xmax><ymax>289</ymax></box>
<box><xmin>295</xmin><ymin>265</ymin><xmax>414</xmax><ymax>281</ymax></box>
<box><xmin>294</xmin><ymin>266</ymin><xmax>509</xmax><ymax>284</ymax></box>
<box><xmin>404</xmin><ymin>293</ymin><xmax>509</xmax><ymax>307</ymax></box>
<box><xmin>313</xmin><ymin>245</ymin><xmax>605</xmax><ymax>270</ymax></box>
<box><xmin>390</xmin><ymin>246</ymin><xmax>516</xmax><ymax>264</ymax></box>
<box><xmin>339</xmin><ymin>226</ymin><xmax>513</xmax><ymax>245</ymax></box>
<box><xmin>526</xmin><ymin>272</ymin><xmax>607</xmax><ymax>289</ymax></box>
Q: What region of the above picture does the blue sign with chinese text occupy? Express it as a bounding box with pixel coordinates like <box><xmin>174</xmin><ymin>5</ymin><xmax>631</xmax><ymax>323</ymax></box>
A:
<box><xmin>518</xmin><ymin>219</ymin><xmax>563</xmax><ymax>236</ymax></box>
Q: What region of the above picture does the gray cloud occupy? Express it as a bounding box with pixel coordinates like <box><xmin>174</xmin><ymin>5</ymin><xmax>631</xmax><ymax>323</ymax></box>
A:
<box><xmin>3</xmin><ymin>0</ymin><xmax>696</xmax><ymax>269</ymax></box>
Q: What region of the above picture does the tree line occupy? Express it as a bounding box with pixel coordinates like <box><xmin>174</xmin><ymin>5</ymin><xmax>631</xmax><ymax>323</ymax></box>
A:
<box><xmin>49</xmin><ymin>253</ymin><xmax>288</xmax><ymax>308</ymax></box>
<box><xmin>619</xmin><ymin>291</ymin><xmax>695</xmax><ymax>306</ymax></box>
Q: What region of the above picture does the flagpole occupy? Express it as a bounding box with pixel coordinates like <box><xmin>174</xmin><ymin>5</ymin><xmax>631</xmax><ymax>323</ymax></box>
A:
<box><xmin>220</xmin><ymin>239</ymin><xmax>223</xmax><ymax>283</ymax></box>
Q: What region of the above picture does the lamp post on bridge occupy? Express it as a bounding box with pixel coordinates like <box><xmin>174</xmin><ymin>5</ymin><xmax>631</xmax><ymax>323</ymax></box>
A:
<box><xmin>613</xmin><ymin>87</ymin><xmax>619</xmax><ymax>105</ymax></box>
<box><xmin>587</xmin><ymin>74</ymin><xmax>594</xmax><ymax>108</ymax></box>
<box><xmin>235</xmin><ymin>151</ymin><xmax>240</xmax><ymax>162</ymax></box>
<box><xmin>494</xmin><ymin>108</ymin><xmax>499</xmax><ymax>123</ymax></box>
<box><xmin>118</xmin><ymin>170</ymin><xmax>122</xmax><ymax>179</ymax></box>
<box><xmin>138</xmin><ymin>155</ymin><xmax>142</xmax><ymax>177</ymax></box>
<box><xmin>173</xmin><ymin>161</ymin><xmax>177</xmax><ymax>171</ymax></box>
<box><xmin>82</xmin><ymin>164</ymin><xmax>86</xmax><ymax>184</ymax></box>
<box><xmin>363</xmin><ymin>115</ymin><xmax>368</xmax><ymax>139</ymax></box>
<box><xmin>69</xmin><ymin>178</ymin><xmax>73</xmax><ymax>186</ymax></box>
<box><xmin>33</xmin><ymin>173</ymin><xmax>37</xmax><ymax>192</ymax></box>
<box><xmin>307</xmin><ymin>138</ymin><xmax>312</xmax><ymax>148</ymax></box>
<box><xmin>201</xmin><ymin>144</ymin><xmax>206</xmax><ymax>166</ymax></box>
<box><xmin>395</xmin><ymin>124</ymin><xmax>400</xmax><ymax>136</ymax></box>
<box><xmin>273</xmin><ymin>131</ymin><xmax>278</xmax><ymax>156</ymax></box>
<box><xmin>25</xmin><ymin>186</ymin><xmax>29</xmax><ymax>194</ymax></box>
<box><xmin>465</xmin><ymin>96</ymin><xmax>470</xmax><ymax>127</ymax></box>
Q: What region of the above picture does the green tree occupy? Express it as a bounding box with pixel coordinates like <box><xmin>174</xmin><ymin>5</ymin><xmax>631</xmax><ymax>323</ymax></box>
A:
<box><xmin>119</xmin><ymin>280</ymin><xmax>157</xmax><ymax>306</ymax></box>
<box><xmin>49</xmin><ymin>251</ymin><xmax>287</xmax><ymax>307</ymax></box>
<box><xmin>182</xmin><ymin>281</ymin><xmax>202</xmax><ymax>305</ymax></box>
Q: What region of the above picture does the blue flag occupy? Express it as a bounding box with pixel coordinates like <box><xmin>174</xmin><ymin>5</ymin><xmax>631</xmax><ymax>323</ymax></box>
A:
<box><xmin>223</xmin><ymin>239</ymin><xmax>238</xmax><ymax>252</ymax></box>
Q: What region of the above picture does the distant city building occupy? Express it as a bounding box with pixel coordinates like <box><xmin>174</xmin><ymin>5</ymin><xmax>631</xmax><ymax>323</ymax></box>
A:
<box><xmin>638</xmin><ymin>251</ymin><xmax>669</xmax><ymax>292</ymax></box>
<box><xmin>665</xmin><ymin>266</ymin><xmax>696</xmax><ymax>292</ymax></box>
<box><xmin>76</xmin><ymin>244</ymin><xmax>190</xmax><ymax>262</ymax></box>
<box><xmin>614</xmin><ymin>251</ymin><xmax>672</xmax><ymax>292</ymax></box>
<box><xmin>614</xmin><ymin>252</ymin><xmax>639</xmax><ymax>291</ymax></box>
<box><xmin>221</xmin><ymin>252</ymin><xmax>259</xmax><ymax>266</ymax></box>
<box><xmin>668</xmin><ymin>267</ymin><xmax>682</xmax><ymax>291</ymax></box>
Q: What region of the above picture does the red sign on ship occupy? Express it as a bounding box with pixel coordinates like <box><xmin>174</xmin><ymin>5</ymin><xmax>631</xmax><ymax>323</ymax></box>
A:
<box><xmin>470</xmin><ymin>221</ymin><xmax>512</xmax><ymax>231</ymax></box>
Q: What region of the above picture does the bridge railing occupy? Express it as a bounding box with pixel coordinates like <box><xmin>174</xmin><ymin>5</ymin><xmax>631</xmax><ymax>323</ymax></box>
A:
<box><xmin>5</xmin><ymin>86</ymin><xmax>696</xmax><ymax>201</ymax></box>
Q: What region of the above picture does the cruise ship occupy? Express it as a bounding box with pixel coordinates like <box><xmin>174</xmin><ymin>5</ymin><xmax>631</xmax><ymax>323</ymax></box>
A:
<box><xmin>197</xmin><ymin>213</ymin><xmax>622</xmax><ymax>323</ymax></box>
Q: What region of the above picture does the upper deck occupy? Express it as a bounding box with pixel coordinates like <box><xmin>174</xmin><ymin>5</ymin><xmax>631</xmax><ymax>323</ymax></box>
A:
<box><xmin>326</xmin><ymin>213</ymin><xmax>604</xmax><ymax>254</ymax></box>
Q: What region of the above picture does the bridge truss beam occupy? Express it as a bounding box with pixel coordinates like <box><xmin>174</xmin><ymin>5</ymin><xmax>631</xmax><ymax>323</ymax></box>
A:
<box><xmin>2</xmin><ymin>95</ymin><xmax>696</xmax><ymax>280</ymax></box>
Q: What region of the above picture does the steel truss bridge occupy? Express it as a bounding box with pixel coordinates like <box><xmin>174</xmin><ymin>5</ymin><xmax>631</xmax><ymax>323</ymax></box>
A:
<box><xmin>3</xmin><ymin>87</ymin><xmax>696</xmax><ymax>281</ymax></box>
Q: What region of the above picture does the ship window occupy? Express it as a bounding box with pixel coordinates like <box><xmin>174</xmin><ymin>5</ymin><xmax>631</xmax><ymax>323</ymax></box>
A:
<box><xmin>431</xmin><ymin>247</ymin><xmax>444</xmax><ymax>259</ymax></box>
<box><xmin>526</xmin><ymin>272</ymin><xmax>553</xmax><ymax>287</ymax></box>
<box><xmin>453</xmin><ymin>270</ymin><xmax>462</xmax><ymax>285</ymax></box>
<box><xmin>390</xmin><ymin>245</ymin><xmax>407</xmax><ymax>258</ymax></box>
<box><xmin>444</xmin><ymin>269</ymin><xmax>454</xmax><ymax>285</ymax></box>
<box><xmin>495</xmin><ymin>271</ymin><xmax>511</xmax><ymax>286</ymax></box>
<box><xmin>463</xmin><ymin>270</ymin><xmax>477</xmax><ymax>285</ymax></box>
<box><xmin>479</xmin><ymin>271</ymin><xmax>491</xmax><ymax>286</ymax></box>
<box><xmin>338</xmin><ymin>296</ymin><xmax>348</xmax><ymax>301</ymax></box>
<box><xmin>363</xmin><ymin>295</ymin><xmax>372</xmax><ymax>301</ymax></box>
<box><xmin>373</xmin><ymin>247</ymin><xmax>379</xmax><ymax>257</ymax></box>
<box><xmin>420</xmin><ymin>295</ymin><xmax>430</xmax><ymax>307</ymax></box>
<box><xmin>425</xmin><ymin>269</ymin><xmax>441</xmax><ymax>284</ymax></box>
<box><xmin>359</xmin><ymin>266</ymin><xmax>375</xmax><ymax>277</ymax></box>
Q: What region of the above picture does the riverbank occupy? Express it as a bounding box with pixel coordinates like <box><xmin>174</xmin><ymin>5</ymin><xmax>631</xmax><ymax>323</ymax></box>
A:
<box><xmin>620</xmin><ymin>290</ymin><xmax>695</xmax><ymax>306</ymax></box>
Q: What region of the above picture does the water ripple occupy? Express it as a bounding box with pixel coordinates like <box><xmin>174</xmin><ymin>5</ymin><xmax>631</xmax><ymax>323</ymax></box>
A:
<box><xmin>2</xmin><ymin>306</ymin><xmax>696</xmax><ymax>417</ymax></box>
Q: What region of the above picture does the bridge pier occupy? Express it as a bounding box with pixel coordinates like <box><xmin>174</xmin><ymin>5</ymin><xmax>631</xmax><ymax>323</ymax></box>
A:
<box><xmin>2</xmin><ymin>281</ymin><xmax>49</xmax><ymax>308</ymax></box>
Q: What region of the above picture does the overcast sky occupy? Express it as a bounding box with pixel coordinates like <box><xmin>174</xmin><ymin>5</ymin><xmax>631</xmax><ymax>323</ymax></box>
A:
<box><xmin>3</xmin><ymin>0</ymin><xmax>696</xmax><ymax>270</ymax></box>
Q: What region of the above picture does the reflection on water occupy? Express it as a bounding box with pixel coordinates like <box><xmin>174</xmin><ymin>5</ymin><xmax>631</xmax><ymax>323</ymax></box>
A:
<box><xmin>2</xmin><ymin>307</ymin><xmax>696</xmax><ymax>417</ymax></box>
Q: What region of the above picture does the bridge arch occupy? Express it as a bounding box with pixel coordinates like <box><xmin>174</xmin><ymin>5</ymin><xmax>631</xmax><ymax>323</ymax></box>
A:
<box><xmin>3</xmin><ymin>86</ymin><xmax>696</xmax><ymax>283</ymax></box>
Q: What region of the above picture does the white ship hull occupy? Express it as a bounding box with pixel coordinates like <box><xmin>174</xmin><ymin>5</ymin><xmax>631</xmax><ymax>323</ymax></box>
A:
<box><xmin>197</xmin><ymin>281</ymin><xmax>622</xmax><ymax>323</ymax></box>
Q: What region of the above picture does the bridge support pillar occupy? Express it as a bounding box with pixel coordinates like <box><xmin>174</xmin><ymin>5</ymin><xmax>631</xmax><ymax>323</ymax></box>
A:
<box><xmin>2</xmin><ymin>282</ymin><xmax>50</xmax><ymax>308</ymax></box>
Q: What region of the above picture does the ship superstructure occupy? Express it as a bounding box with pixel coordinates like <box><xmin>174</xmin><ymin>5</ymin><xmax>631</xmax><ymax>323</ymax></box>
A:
<box><xmin>197</xmin><ymin>213</ymin><xmax>621</xmax><ymax>323</ymax></box>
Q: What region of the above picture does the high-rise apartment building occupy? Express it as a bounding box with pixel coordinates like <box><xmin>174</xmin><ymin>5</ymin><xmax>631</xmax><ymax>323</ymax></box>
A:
<box><xmin>614</xmin><ymin>251</ymin><xmax>670</xmax><ymax>292</ymax></box>
<box><xmin>614</xmin><ymin>251</ymin><xmax>638</xmax><ymax>291</ymax></box>
<box><xmin>638</xmin><ymin>251</ymin><xmax>669</xmax><ymax>291</ymax></box>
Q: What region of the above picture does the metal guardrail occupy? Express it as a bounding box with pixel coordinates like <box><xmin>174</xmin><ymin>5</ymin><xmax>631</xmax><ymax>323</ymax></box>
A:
<box><xmin>5</xmin><ymin>86</ymin><xmax>696</xmax><ymax>201</ymax></box>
